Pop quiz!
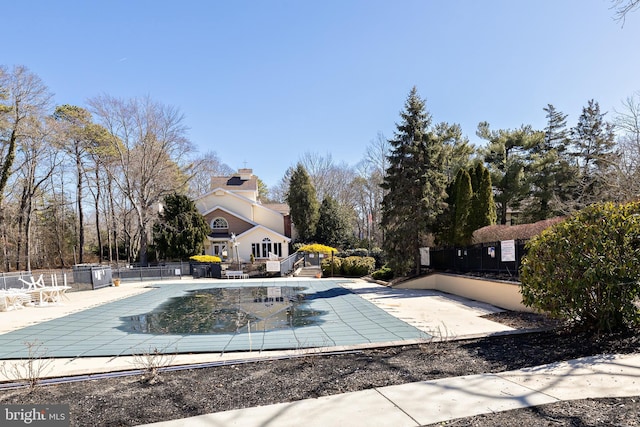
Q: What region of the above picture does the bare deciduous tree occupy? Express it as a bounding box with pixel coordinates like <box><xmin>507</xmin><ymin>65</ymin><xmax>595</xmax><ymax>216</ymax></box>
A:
<box><xmin>88</xmin><ymin>95</ymin><xmax>195</xmax><ymax>266</ymax></box>
<box><xmin>355</xmin><ymin>132</ymin><xmax>391</xmax><ymax>247</ymax></box>
<box><xmin>0</xmin><ymin>66</ymin><xmax>52</xmax><ymax>271</ymax></box>
<box><xmin>611</xmin><ymin>0</ymin><xmax>640</xmax><ymax>24</ymax></box>
<box><xmin>297</xmin><ymin>151</ymin><xmax>359</xmax><ymax>244</ymax></box>
<box><xmin>15</xmin><ymin>116</ymin><xmax>58</xmax><ymax>270</ymax></box>
<box><xmin>268</xmin><ymin>167</ymin><xmax>294</xmax><ymax>203</ymax></box>
<box><xmin>614</xmin><ymin>92</ymin><xmax>640</xmax><ymax>201</ymax></box>
<box><xmin>187</xmin><ymin>150</ymin><xmax>234</xmax><ymax>198</ymax></box>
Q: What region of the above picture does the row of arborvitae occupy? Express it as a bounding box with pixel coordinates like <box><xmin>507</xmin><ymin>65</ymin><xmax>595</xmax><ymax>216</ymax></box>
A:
<box><xmin>520</xmin><ymin>201</ymin><xmax>640</xmax><ymax>333</ymax></box>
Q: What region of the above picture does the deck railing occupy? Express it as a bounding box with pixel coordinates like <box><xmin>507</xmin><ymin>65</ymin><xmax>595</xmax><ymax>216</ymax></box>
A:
<box><xmin>279</xmin><ymin>252</ymin><xmax>305</xmax><ymax>276</ymax></box>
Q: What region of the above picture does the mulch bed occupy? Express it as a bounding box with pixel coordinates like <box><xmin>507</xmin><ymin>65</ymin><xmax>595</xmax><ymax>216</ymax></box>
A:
<box><xmin>1</xmin><ymin>312</ymin><xmax>639</xmax><ymax>426</ymax></box>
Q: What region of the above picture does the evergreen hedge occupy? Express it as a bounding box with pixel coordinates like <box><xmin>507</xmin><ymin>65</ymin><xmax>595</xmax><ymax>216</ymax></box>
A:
<box><xmin>341</xmin><ymin>256</ymin><xmax>376</xmax><ymax>277</ymax></box>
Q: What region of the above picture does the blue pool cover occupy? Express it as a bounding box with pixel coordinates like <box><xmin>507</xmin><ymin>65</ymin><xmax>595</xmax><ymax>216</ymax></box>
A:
<box><xmin>0</xmin><ymin>280</ymin><xmax>429</xmax><ymax>359</ymax></box>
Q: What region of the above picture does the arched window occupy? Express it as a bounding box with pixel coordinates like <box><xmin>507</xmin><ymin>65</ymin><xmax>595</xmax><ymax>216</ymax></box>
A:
<box><xmin>211</xmin><ymin>217</ymin><xmax>228</xmax><ymax>230</ymax></box>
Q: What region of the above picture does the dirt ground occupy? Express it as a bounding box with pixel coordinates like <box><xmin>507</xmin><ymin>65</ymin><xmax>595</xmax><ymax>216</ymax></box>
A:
<box><xmin>1</xmin><ymin>312</ymin><xmax>639</xmax><ymax>426</ymax></box>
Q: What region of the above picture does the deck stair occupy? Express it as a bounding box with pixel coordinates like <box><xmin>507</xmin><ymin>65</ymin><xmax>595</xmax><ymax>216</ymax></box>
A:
<box><xmin>295</xmin><ymin>266</ymin><xmax>322</xmax><ymax>278</ymax></box>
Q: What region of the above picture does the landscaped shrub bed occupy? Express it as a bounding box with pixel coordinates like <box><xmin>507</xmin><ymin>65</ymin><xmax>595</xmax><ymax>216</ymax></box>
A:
<box><xmin>321</xmin><ymin>255</ymin><xmax>375</xmax><ymax>277</ymax></box>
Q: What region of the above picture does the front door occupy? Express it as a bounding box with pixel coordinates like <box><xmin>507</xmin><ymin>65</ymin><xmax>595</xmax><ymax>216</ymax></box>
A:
<box><xmin>211</xmin><ymin>243</ymin><xmax>229</xmax><ymax>260</ymax></box>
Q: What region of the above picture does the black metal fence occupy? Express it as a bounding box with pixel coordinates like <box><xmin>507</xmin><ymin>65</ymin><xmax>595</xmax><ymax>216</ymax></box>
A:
<box><xmin>113</xmin><ymin>262</ymin><xmax>190</xmax><ymax>282</ymax></box>
<box><xmin>72</xmin><ymin>264</ymin><xmax>113</xmax><ymax>289</ymax></box>
<box><xmin>1</xmin><ymin>270</ymin><xmax>79</xmax><ymax>290</ymax></box>
<box><xmin>427</xmin><ymin>240</ymin><xmax>528</xmax><ymax>278</ymax></box>
<box><xmin>0</xmin><ymin>271</ymin><xmax>35</xmax><ymax>290</ymax></box>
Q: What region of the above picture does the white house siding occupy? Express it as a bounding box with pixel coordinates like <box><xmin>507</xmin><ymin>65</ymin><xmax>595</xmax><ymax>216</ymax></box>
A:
<box><xmin>196</xmin><ymin>191</ymin><xmax>253</xmax><ymax>220</ymax></box>
<box><xmin>195</xmin><ymin>178</ymin><xmax>291</xmax><ymax>262</ymax></box>
<box><xmin>237</xmin><ymin>226</ymin><xmax>290</xmax><ymax>262</ymax></box>
<box><xmin>252</xmin><ymin>205</ymin><xmax>286</xmax><ymax>235</ymax></box>
<box><xmin>231</xmin><ymin>189</ymin><xmax>257</xmax><ymax>202</ymax></box>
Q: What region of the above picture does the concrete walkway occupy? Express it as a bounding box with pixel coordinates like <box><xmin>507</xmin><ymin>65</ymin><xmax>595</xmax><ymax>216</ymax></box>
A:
<box><xmin>138</xmin><ymin>352</ymin><xmax>640</xmax><ymax>426</ymax></box>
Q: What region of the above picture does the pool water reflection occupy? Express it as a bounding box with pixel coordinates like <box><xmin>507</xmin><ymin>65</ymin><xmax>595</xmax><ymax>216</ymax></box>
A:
<box><xmin>123</xmin><ymin>286</ymin><xmax>325</xmax><ymax>334</ymax></box>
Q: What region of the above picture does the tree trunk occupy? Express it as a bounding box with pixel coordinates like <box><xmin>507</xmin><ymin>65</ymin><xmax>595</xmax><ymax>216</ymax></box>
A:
<box><xmin>500</xmin><ymin>203</ymin><xmax>508</xmax><ymax>225</ymax></box>
<box><xmin>16</xmin><ymin>212</ymin><xmax>24</xmax><ymax>271</ymax></box>
<box><xmin>1</xmin><ymin>211</ymin><xmax>10</xmax><ymax>272</ymax></box>
<box><xmin>138</xmin><ymin>209</ymin><xmax>149</xmax><ymax>267</ymax></box>
<box><xmin>108</xmin><ymin>177</ymin><xmax>116</xmax><ymax>264</ymax></box>
<box><xmin>24</xmin><ymin>201</ymin><xmax>33</xmax><ymax>271</ymax></box>
<box><xmin>94</xmin><ymin>168</ymin><xmax>102</xmax><ymax>262</ymax></box>
<box><xmin>76</xmin><ymin>149</ymin><xmax>85</xmax><ymax>264</ymax></box>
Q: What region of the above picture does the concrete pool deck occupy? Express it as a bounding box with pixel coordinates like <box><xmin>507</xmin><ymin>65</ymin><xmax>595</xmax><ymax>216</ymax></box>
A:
<box><xmin>3</xmin><ymin>277</ymin><xmax>640</xmax><ymax>426</ymax></box>
<box><xmin>0</xmin><ymin>277</ymin><xmax>514</xmax><ymax>379</ymax></box>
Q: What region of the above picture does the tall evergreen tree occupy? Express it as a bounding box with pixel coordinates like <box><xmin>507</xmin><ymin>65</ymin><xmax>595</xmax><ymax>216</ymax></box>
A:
<box><xmin>478</xmin><ymin>122</ymin><xmax>539</xmax><ymax>224</ymax></box>
<box><xmin>570</xmin><ymin>99</ymin><xmax>618</xmax><ymax>208</ymax></box>
<box><xmin>437</xmin><ymin>163</ymin><xmax>496</xmax><ymax>246</ymax></box>
<box><xmin>524</xmin><ymin>104</ymin><xmax>577</xmax><ymax>221</ymax></box>
<box><xmin>286</xmin><ymin>163</ymin><xmax>319</xmax><ymax>242</ymax></box>
<box><xmin>432</xmin><ymin>123</ymin><xmax>474</xmax><ymax>247</ymax></box>
<box><xmin>436</xmin><ymin>180</ymin><xmax>457</xmax><ymax>246</ymax></box>
<box><xmin>469</xmin><ymin>162</ymin><xmax>483</xmax><ymax>194</ymax></box>
<box><xmin>452</xmin><ymin>169</ymin><xmax>473</xmax><ymax>245</ymax></box>
<box><xmin>435</xmin><ymin>122</ymin><xmax>475</xmax><ymax>183</ymax></box>
<box><xmin>314</xmin><ymin>196</ymin><xmax>351</xmax><ymax>248</ymax></box>
<box><xmin>152</xmin><ymin>193</ymin><xmax>210</xmax><ymax>260</ymax></box>
<box><xmin>381</xmin><ymin>87</ymin><xmax>447</xmax><ymax>276</ymax></box>
<box><xmin>469</xmin><ymin>164</ymin><xmax>497</xmax><ymax>232</ymax></box>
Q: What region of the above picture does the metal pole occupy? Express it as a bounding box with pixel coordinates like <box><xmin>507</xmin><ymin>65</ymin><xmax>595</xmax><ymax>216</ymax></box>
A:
<box><xmin>331</xmin><ymin>251</ymin><xmax>334</xmax><ymax>277</ymax></box>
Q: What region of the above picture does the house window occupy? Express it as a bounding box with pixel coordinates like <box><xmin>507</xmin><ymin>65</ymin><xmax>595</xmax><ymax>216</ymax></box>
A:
<box><xmin>252</xmin><ymin>238</ymin><xmax>282</xmax><ymax>258</ymax></box>
<box><xmin>211</xmin><ymin>217</ymin><xmax>228</xmax><ymax>230</ymax></box>
<box><xmin>261</xmin><ymin>238</ymin><xmax>271</xmax><ymax>258</ymax></box>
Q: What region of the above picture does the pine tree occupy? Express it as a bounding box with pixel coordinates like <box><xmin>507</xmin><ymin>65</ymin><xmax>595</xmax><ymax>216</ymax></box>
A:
<box><xmin>524</xmin><ymin>104</ymin><xmax>577</xmax><ymax>221</ymax></box>
<box><xmin>315</xmin><ymin>196</ymin><xmax>351</xmax><ymax>248</ymax></box>
<box><xmin>286</xmin><ymin>163</ymin><xmax>320</xmax><ymax>243</ymax></box>
<box><xmin>381</xmin><ymin>87</ymin><xmax>447</xmax><ymax>276</ymax></box>
<box><xmin>478</xmin><ymin>122</ymin><xmax>537</xmax><ymax>224</ymax></box>
<box><xmin>153</xmin><ymin>193</ymin><xmax>210</xmax><ymax>260</ymax></box>
<box><xmin>570</xmin><ymin>100</ymin><xmax>618</xmax><ymax>208</ymax></box>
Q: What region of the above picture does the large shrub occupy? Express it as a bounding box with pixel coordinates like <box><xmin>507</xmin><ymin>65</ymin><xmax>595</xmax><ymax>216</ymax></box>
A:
<box><xmin>321</xmin><ymin>256</ymin><xmax>342</xmax><ymax>277</ymax></box>
<box><xmin>520</xmin><ymin>202</ymin><xmax>640</xmax><ymax>332</ymax></box>
<box><xmin>340</xmin><ymin>248</ymin><xmax>369</xmax><ymax>257</ymax></box>
<box><xmin>369</xmin><ymin>247</ymin><xmax>386</xmax><ymax>268</ymax></box>
<box><xmin>341</xmin><ymin>256</ymin><xmax>376</xmax><ymax>277</ymax></box>
<box><xmin>297</xmin><ymin>243</ymin><xmax>338</xmax><ymax>255</ymax></box>
<box><xmin>371</xmin><ymin>265</ymin><xmax>394</xmax><ymax>281</ymax></box>
<box><xmin>189</xmin><ymin>255</ymin><xmax>221</xmax><ymax>263</ymax></box>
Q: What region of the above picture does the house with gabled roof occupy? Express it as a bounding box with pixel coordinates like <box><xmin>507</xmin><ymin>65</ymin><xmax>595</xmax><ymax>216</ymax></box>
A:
<box><xmin>194</xmin><ymin>168</ymin><xmax>292</xmax><ymax>263</ymax></box>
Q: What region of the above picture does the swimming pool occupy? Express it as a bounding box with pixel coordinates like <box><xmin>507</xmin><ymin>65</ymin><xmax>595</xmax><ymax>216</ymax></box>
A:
<box><xmin>0</xmin><ymin>280</ymin><xmax>429</xmax><ymax>359</ymax></box>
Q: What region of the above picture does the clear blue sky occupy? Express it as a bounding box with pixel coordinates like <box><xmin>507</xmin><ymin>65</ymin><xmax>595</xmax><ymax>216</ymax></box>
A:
<box><xmin>4</xmin><ymin>1</ymin><xmax>640</xmax><ymax>188</ymax></box>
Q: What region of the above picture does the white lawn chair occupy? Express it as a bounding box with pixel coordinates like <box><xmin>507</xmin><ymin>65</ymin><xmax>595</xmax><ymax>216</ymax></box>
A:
<box><xmin>0</xmin><ymin>289</ymin><xmax>31</xmax><ymax>311</ymax></box>
<box><xmin>18</xmin><ymin>274</ymin><xmax>45</xmax><ymax>291</ymax></box>
<box><xmin>18</xmin><ymin>274</ymin><xmax>70</xmax><ymax>306</ymax></box>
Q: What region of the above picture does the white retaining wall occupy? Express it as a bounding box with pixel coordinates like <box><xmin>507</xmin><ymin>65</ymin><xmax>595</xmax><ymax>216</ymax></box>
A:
<box><xmin>394</xmin><ymin>273</ymin><xmax>533</xmax><ymax>312</ymax></box>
